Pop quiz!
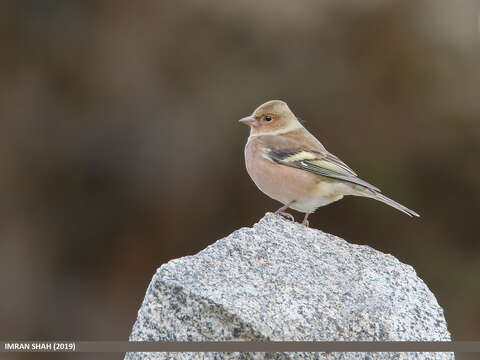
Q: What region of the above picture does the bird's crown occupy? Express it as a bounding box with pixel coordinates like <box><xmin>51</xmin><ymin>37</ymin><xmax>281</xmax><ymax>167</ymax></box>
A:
<box><xmin>252</xmin><ymin>100</ymin><xmax>292</xmax><ymax>118</ymax></box>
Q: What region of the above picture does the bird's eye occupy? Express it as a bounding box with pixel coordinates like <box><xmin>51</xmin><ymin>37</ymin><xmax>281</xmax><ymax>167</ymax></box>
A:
<box><xmin>264</xmin><ymin>115</ymin><xmax>272</xmax><ymax>122</ymax></box>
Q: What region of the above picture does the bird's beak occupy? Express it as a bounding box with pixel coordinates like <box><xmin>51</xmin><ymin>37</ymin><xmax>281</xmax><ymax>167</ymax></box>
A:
<box><xmin>239</xmin><ymin>115</ymin><xmax>257</xmax><ymax>127</ymax></box>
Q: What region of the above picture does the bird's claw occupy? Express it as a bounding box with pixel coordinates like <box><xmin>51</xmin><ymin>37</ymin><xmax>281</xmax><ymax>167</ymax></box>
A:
<box><xmin>276</xmin><ymin>211</ymin><xmax>295</xmax><ymax>222</ymax></box>
<box><xmin>302</xmin><ymin>219</ymin><xmax>310</xmax><ymax>227</ymax></box>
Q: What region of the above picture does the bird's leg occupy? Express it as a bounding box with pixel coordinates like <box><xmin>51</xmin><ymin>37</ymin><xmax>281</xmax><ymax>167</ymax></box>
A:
<box><xmin>302</xmin><ymin>213</ymin><xmax>310</xmax><ymax>227</ymax></box>
<box><xmin>274</xmin><ymin>201</ymin><xmax>295</xmax><ymax>222</ymax></box>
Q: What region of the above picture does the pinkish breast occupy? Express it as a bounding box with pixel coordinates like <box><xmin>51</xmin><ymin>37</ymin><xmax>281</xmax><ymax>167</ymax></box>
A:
<box><xmin>244</xmin><ymin>137</ymin><xmax>320</xmax><ymax>210</ymax></box>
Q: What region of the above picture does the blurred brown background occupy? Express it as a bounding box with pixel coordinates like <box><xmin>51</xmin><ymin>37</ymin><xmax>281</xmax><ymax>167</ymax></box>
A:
<box><xmin>1</xmin><ymin>1</ymin><xmax>479</xmax><ymax>359</ymax></box>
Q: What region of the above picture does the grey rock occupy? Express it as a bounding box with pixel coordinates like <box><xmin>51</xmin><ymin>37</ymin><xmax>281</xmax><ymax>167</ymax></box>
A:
<box><xmin>125</xmin><ymin>213</ymin><xmax>453</xmax><ymax>360</ymax></box>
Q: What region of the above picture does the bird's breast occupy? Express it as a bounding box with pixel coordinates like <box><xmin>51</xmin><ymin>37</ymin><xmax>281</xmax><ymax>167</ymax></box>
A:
<box><xmin>244</xmin><ymin>138</ymin><xmax>327</xmax><ymax>211</ymax></box>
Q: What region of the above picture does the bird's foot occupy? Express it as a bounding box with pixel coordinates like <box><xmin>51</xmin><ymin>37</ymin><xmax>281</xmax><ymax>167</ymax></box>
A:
<box><xmin>302</xmin><ymin>213</ymin><xmax>310</xmax><ymax>227</ymax></box>
<box><xmin>274</xmin><ymin>202</ymin><xmax>295</xmax><ymax>222</ymax></box>
<box><xmin>276</xmin><ymin>211</ymin><xmax>295</xmax><ymax>222</ymax></box>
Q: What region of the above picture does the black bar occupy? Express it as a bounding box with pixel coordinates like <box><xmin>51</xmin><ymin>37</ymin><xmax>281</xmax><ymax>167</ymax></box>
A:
<box><xmin>2</xmin><ymin>341</ymin><xmax>480</xmax><ymax>353</ymax></box>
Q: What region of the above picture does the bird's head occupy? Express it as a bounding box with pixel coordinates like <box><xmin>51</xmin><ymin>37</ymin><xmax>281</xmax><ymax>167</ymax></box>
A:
<box><xmin>239</xmin><ymin>100</ymin><xmax>302</xmax><ymax>136</ymax></box>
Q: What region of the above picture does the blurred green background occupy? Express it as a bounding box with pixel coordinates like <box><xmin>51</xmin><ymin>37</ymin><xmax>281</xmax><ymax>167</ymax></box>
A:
<box><xmin>1</xmin><ymin>1</ymin><xmax>479</xmax><ymax>359</ymax></box>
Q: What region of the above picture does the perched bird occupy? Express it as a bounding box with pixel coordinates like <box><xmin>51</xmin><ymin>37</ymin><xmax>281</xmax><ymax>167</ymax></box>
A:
<box><xmin>239</xmin><ymin>100</ymin><xmax>419</xmax><ymax>226</ymax></box>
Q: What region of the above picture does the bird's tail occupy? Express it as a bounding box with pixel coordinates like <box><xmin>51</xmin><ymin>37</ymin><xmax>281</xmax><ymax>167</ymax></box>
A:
<box><xmin>370</xmin><ymin>192</ymin><xmax>420</xmax><ymax>217</ymax></box>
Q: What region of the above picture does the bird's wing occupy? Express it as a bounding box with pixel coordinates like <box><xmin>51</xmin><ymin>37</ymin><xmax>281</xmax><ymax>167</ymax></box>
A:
<box><xmin>259</xmin><ymin>135</ymin><xmax>380</xmax><ymax>192</ymax></box>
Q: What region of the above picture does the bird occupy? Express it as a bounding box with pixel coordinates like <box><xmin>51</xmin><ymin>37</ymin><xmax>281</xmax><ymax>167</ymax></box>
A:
<box><xmin>239</xmin><ymin>100</ymin><xmax>419</xmax><ymax>226</ymax></box>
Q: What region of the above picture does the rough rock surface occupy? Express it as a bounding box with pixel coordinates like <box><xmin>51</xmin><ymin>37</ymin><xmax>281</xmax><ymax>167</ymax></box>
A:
<box><xmin>125</xmin><ymin>213</ymin><xmax>453</xmax><ymax>360</ymax></box>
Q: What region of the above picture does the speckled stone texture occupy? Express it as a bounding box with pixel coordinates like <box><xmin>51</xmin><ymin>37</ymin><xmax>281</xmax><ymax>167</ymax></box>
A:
<box><xmin>125</xmin><ymin>213</ymin><xmax>453</xmax><ymax>360</ymax></box>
